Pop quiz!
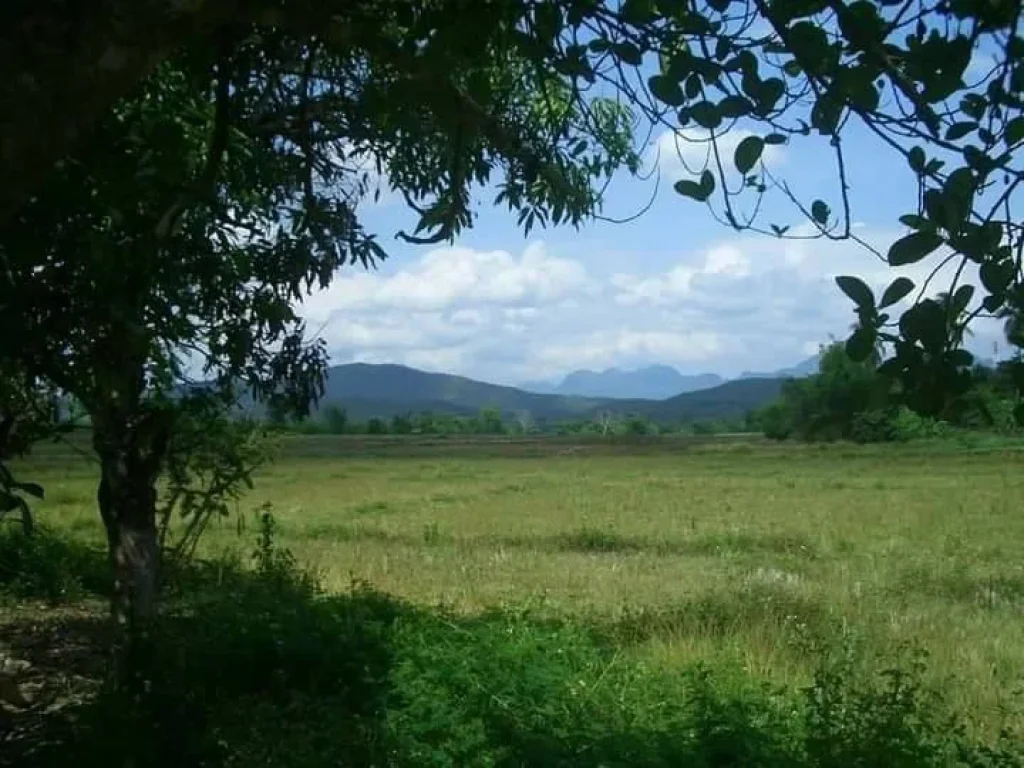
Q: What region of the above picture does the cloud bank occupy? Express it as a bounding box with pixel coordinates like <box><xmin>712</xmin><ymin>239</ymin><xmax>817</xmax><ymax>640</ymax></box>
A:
<box><xmin>297</xmin><ymin>230</ymin><xmax>1005</xmax><ymax>385</ymax></box>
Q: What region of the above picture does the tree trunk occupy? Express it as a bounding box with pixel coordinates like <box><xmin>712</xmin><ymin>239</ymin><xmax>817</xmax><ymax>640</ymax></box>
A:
<box><xmin>97</xmin><ymin>466</ymin><xmax>159</xmax><ymax>632</ymax></box>
<box><xmin>93</xmin><ymin>423</ymin><xmax>164</xmax><ymax>636</ymax></box>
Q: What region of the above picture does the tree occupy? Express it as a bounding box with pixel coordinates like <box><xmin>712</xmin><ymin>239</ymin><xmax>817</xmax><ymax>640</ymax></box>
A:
<box><xmin>0</xmin><ymin>18</ymin><xmax>638</xmax><ymax>632</ymax></box>
<box><xmin>0</xmin><ymin>369</ymin><xmax>67</xmax><ymax>535</ymax></box>
<box><xmin>7</xmin><ymin>0</ymin><xmax>1024</xmax><ymax>421</ymax></box>
<box><xmin>322</xmin><ymin>404</ymin><xmax>349</xmax><ymax>434</ymax></box>
<box><xmin>5</xmin><ymin>0</ymin><xmax>1024</xmax><ymax>630</ymax></box>
<box><xmin>756</xmin><ymin>343</ymin><xmax>891</xmax><ymax>441</ymax></box>
<box><xmin>475</xmin><ymin>407</ymin><xmax>506</xmax><ymax>435</ymax></box>
<box><xmin>390</xmin><ymin>413</ymin><xmax>414</xmax><ymax>435</ymax></box>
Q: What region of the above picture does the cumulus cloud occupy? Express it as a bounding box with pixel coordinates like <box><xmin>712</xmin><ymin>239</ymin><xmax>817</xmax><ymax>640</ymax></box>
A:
<box><xmin>649</xmin><ymin>127</ymin><xmax>787</xmax><ymax>183</ymax></box>
<box><xmin>296</xmin><ymin>230</ymin><xmax>1005</xmax><ymax>385</ymax></box>
<box><xmin>300</xmin><ymin>241</ymin><xmax>590</xmax><ymax>321</ymax></box>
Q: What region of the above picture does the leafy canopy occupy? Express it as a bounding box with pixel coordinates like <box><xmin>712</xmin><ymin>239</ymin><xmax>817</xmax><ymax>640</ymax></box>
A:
<box><xmin>2</xmin><ymin>0</ymin><xmax>1023</xmax><ymax>420</ymax></box>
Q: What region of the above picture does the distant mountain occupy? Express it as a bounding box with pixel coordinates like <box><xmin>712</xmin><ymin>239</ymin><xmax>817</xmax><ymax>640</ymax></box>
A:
<box><xmin>310</xmin><ymin>363</ymin><xmax>783</xmax><ymax>423</ymax></box>
<box><xmin>318</xmin><ymin>363</ymin><xmax>604</xmax><ymax>420</ymax></box>
<box><xmin>520</xmin><ymin>365</ymin><xmax>724</xmax><ymax>400</ymax></box>
<box><xmin>738</xmin><ymin>354</ymin><xmax>820</xmax><ymax>380</ymax></box>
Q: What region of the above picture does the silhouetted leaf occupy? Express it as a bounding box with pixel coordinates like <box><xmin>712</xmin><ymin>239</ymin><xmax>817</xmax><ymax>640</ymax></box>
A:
<box><xmin>879</xmin><ymin>277</ymin><xmax>915</xmax><ymax>308</ymax></box>
<box><xmin>980</xmin><ymin>260</ymin><xmax>1014</xmax><ymax>293</ymax></box>
<box><xmin>612</xmin><ymin>42</ymin><xmax>643</xmax><ymax>66</ymax></box>
<box><xmin>689</xmin><ymin>101</ymin><xmax>721</xmax><ymax>129</ymax></box>
<box><xmin>959</xmin><ymin>94</ymin><xmax>986</xmax><ymax>120</ymax></box>
<box><xmin>648</xmin><ymin>75</ymin><xmax>685</xmax><ymax>106</ymax></box>
<box><xmin>0</xmin><ymin>493</ymin><xmax>24</xmax><ymax>513</ymax></box>
<box><xmin>835</xmin><ymin>275</ymin><xmax>875</xmax><ymax>309</ymax></box>
<box><xmin>811</xmin><ymin>200</ymin><xmax>830</xmax><ymax>225</ymax></box>
<box><xmin>898</xmin><ymin>214</ymin><xmax>931</xmax><ymax>230</ymax></box>
<box><xmin>12</xmin><ymin>482</ymin><xmax>44</xmax><ymax>499</ymax></box>
<box><xmin>734</xmin><ymin>136</ymin><xmax>764</xmax><ymax>174</ymax></box>
<box><xmin>951</xmin><ymin>284</ymin><xmax>975</xmax><ymax>313</ymax></box>
<box><xmin>846</xmin><ymin>327</ymin><xmax>877</xmax><ymax>362</ymax></box>
<box><xmin>908</xmin><ymin>146</ymin><xmax>926</xmax><ymax>173</ymax></box>
<box><xmin>888</xmin><ymin>232</ymin><xmax>943</xmax><ymax>266</ymax></box>
<box><xmin>945</xmin><ymin>122</ymin><xmax>977</xmax><ymax>141</ymax></box>
<box><xmin>1006</xmin><ymin>116</ymin><xmax>1024</xmax><ymax>146</ymax></box>
<box><xmin>674</xmin><ymin>171</ymin><xmax>715</xmax><ymax>202</ymax></box>
<box><xmin>719</xmin><ymin>95</ymin><xmax>752</xmax><ymax>118</ymax></box>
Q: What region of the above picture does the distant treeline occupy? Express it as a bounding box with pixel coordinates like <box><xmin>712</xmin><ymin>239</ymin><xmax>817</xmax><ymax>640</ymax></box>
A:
<box><xmin>271</xmin><ymin>404</ymin><xmax>755</xmax><ymax>438</ymax></box>
<box><xmin>749</xmin><ymin>343</ymin><xmax>1023</xmax><ymax>443</ymax></box>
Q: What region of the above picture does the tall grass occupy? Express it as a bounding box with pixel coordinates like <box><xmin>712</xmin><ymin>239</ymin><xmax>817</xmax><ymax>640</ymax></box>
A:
<box><xmin>4</xmin><ymin>515</ymin><xmax>1023</xmax><ymax>767</ymax></box>
<box><xmin>4</xmin><ymin>436</ymin><xmax>1024</xmax><ymax>763</ymax></box>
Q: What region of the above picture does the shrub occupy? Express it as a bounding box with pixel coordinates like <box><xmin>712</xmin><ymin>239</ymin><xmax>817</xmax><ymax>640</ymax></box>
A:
<box><xmin>0</xmin><ymin>527</ymin><xmax>107</xmax><ymax>602</ymax></box>
<box><xmin>18</xmin><ymin>523</ymin><xmax>1024</xmax><ymax>768</ymax></box>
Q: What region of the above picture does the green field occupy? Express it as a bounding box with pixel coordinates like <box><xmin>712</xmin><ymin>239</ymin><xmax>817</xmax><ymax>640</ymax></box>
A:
<box><xmin>15</xmin><ymin>434</ymin><xmax>1024</xmax><ymax>738</ymax></box>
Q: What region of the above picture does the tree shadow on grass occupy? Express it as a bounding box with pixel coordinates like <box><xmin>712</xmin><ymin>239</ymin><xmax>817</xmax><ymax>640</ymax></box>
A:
<box><xmin>3</xmin><ymin>527</ymin><xmax>1023</xmax><ymax>768</ymax></box>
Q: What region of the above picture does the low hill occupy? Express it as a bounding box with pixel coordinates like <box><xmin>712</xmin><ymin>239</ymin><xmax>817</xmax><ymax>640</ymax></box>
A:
<box><xmin>318</xmin><ymin>363</ymin><xmax>604</xmax><ymax>420</ymax></box>
<box><xmin>584</xmin><ymin>377</ymin><xmax>787</xmax><ymax>422</ymax></box>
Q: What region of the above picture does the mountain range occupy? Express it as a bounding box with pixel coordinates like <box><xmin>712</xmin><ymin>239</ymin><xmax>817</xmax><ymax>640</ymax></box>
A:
<box><xmin>308</xmin><ymin>358</ymin><xmax>814</xmax><ymax>424</ymax></box>
<box><xmin>518</xmin><ymin>355</ymin><xmax>818</xmax><ymax>400</ymax></box>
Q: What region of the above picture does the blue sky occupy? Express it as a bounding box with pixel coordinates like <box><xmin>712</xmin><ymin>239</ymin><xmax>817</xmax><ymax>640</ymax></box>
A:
<box><xmin>298</xmin><ymin>55</ymin><xmax>1005</xmax><ymax>387</ymax></box>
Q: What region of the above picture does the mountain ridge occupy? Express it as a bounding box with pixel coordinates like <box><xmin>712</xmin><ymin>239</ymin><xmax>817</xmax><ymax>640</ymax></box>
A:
<box><xmin>313</xmin><ymin>361</ymin><xmax>806</xmax><ymax>423</ymax></box>
<box><xmin>519</xmin><ymin>356</ymin><xmax>818</xmax><ymax>400</ymax></box>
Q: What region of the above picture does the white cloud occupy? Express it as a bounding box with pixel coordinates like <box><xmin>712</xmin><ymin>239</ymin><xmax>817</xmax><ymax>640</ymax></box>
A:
<box><xmin>296</xmin><ymin>231</ymin><xmax>1007</xmax><ymax>385</ymax></box>
<box><xmin>299</xmin><ymin>241</ymin><xmax>590</xmax><ymax>321</ymax></box>
<box><xmin>649</xmin><ymin>127</ymin><xmax>787</xmax><ymax>183</ymax></box>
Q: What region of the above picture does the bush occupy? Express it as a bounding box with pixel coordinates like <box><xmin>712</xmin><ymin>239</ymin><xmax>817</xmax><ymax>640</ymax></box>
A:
<box><xmin>17</xmin><ymin>522</ymin><xmax>1024</xmax><ymax>768</ymax></box>
<box><xmin>850</xmin><ymin>407</ymin><xmax>952</xmax><ymax>444</ymax></box>
<box><xmin>0</xmin><ymin>527</ymin><xmax>107</xmax><ymax>602</ymax></box>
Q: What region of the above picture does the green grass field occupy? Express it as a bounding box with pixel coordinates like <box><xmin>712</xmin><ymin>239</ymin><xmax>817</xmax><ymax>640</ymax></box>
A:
<box><xmin>15</xmin><ymin>434</ymin><xmax>1024</xmax><ymax>737</ymax></box>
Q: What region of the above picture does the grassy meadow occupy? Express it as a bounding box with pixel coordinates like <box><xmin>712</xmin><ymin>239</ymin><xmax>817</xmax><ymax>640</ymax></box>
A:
<box><xmin>12</xmin><ymin>434</ymin><xmax>1024</xmax><ymax>734</ymax></box>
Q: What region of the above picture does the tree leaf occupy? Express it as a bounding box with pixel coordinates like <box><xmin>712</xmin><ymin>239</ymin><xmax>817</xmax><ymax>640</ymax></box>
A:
<box><xmin>787</xmin><ymin>21</ymin><xmax>831</xmax><ymax>75</ymax></box>
<box><xmin>845</xmin><ymin>327</ymin><xmax>877</xmax><ymax>362</ymax></box>
<box><xmin>835</xmin><ymin>275</ymin><xmax>875</xmax><ymax>309</ymax></box>
<box><xmin>951</xmin><ymin>284</ymin><xmax>975</xmax><ymax>313</ymax></box>
<box><xmin>698</xmin><ymin>169</ymin><xmax>716</xmax><ymax>197</ymax></box>
<box><xmin>944</xmin><ymin>121</ymin><xmax>978</xmax><ymax>141</ymax></box>
<box><xmin>733</xmin><ymin>136</ymin><xmax>764</xmax><ymax>174</ymax></box>
<box><xmin>941</xmin><ymin>167</ymin><xmax>976</xmax><ymax>229</ymax></box>
<box><xmin>718</xmin><ymin>95</ymin><xmax>752</xmax><ymax>118</ymax></box>
<box><xmin>898</xmin><ymin>214</ymin><xmax>931</xmax><ymax>230</ymax></box>
<box><xmin>879</xmin><ymin>277</ymin><xmax>915</xmax><ymax>308</ymax></box>
<box><xmin>648</xmin><ymin>75</ymin><xmax>685</xmax><ymax>107</ymax></box>
<box><xmin>612</xmin><ymin>42</ymin><xmax>643</xmax><ymax>66</ymax></box>
<box><xmin>756</xmin><ymin>78</ymin><xmax>786</xmax><ymax>111</ymax></box>
<box><xmin>12</xmin><ymin>482</ymin><xmax>44</xmax><ymax>499</ymax></box>
<box><xmin>887</xmin><ymin>232</ymin><xmax>944</xmax><ymax>266</ymax></box>
<box><xmin>674</xmin><ymin>178</ymin><xmax>711</xmax><ymax>202</ymax></box>
<box><xmin>764</xmin><ymin>133</ymin><xmax>788</xmax><ymax>145</ymax></box>
<box><xmin>688</xmin><ymin>101</ymin><xmax>721</xmax><ymax>129</ymax></box>
<box><xmin>810</xmin><ymin>93</ymin><xmax>843</xmax><ymax>135</ymax></box>
<box><xmin>907</xmin><ymin>146</ymin><xmax>926</xmax><ymax>173</ymax></box>
<box><xmin>811</xmin><ymin>199</ymin><xmax>830</xmax><ymax>225</ymax></box>
<box><xmin>0</xmin><ymin>493</ymin><xmax>24</xmax><ymax>513</ymax></box>
<box><xmin>959</xmin><ymin>94</ymin><xmax>987</xmax><ymax>120</ymax></box>
<box><xmin>980</xmin><ymin>260</ymin><xmax>1014</xmax><ymax>293</ymax></box>
<box><xmin>1006</xmin><ymin>116</ymin><xmax>1024</xmax><ymax>147</ymax></box>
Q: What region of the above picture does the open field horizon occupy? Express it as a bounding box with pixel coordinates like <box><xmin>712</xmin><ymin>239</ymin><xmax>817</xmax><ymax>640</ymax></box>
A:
<box><xmin>11</xmin><ymin>434</ymin><xmax>1024</xmax><ymax>737</ymax></box>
